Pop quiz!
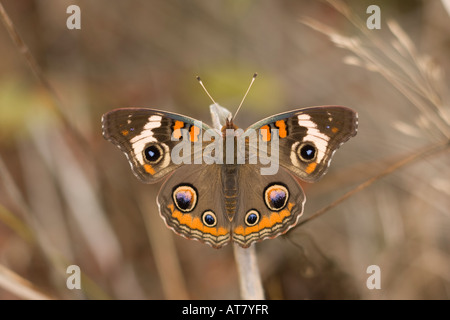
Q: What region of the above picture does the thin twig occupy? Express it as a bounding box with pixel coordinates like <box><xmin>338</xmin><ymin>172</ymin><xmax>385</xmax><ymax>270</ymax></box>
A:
<box><xmin>297</xmin><ymin>140</ymin><xmax>450</xmax><ymax>227</ymax></box>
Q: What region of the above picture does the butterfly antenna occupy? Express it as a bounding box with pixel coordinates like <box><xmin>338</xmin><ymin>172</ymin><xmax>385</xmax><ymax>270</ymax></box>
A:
<box><xmin>232</xmin><ymin>73</ymin><xmax>257</xmax><ymax>122</ymax></box>
<box><xmin>196</xmin><ymin>76</ymin><xmax>218</xmax><ymax>106</ymax></box>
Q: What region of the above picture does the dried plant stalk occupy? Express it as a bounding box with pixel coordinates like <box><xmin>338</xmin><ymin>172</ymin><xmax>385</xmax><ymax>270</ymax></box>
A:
<box><xmin>139</xmin><ymin>194</ymin><xmax>189</xmax><ymax>299</ymax></box>
<box><xmin>298</xmin><ymin>141</ymin><xmax>450</xmax><ymax>227</ymax></box>
<box><xmin>233</xmin><ymin>244</ymin><xmax>264</xmax><ymax>299</ymax></box>
<box><xmin>302</xmin><ymin>0</ymin><xmax>450</xmax><ymax>141</ymax></box>
<box><xmin>298</xmin><ymin>0</ymin><xmax>450</xmax><ymax>226</ymax></box>
<box><xmin>0</xmin><ymin>264</ymin><xmax>53</xmax><ymax>300</ymax></box>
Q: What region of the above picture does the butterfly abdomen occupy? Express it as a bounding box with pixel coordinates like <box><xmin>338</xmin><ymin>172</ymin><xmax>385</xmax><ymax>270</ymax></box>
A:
<box><xmin>222</xmin><ymin>164</ymin><xmax>239</xmax><ymax>222</ymax></box>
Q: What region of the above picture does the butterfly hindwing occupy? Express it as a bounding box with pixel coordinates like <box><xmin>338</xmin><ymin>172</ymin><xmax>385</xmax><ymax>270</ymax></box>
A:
<box><xmin>231</xmin><ymin>164</ymin><xmax>305</xmax><ymax>248</ymax></box>
<box><xmin>157</xmin><ymin>164</ymin><xmax>231</xmax><ymax>248</ymax></box>
<box><xmin>157</xmin><ymin>162</ymin><xmax>306</xmax><ymax>249</ymax></box>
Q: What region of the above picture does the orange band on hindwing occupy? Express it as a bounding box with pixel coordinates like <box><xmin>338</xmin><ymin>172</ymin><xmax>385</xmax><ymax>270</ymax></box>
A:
<box><xmin>233</xmin><ymin>202</ymin><xmax>295</xmax><ymax>237</ymax></box>
<box><xmin>167</xmin><ymin>204</ymin><xmax>228</xmax><ymax>237</ymax></box>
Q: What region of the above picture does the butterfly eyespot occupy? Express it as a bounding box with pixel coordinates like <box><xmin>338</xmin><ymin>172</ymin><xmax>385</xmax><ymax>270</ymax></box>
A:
<box><xmin>264</xmin><ymin>184</ymin><xmax>289</xmax><ymax>211</ymax></box>
<box><xmin>245</xmin><ymin>210</ymin><xmax>260</xmax><ymax>227</ymax></box>
<box><xmin>172</xmin><ymin>185</ymin><xmax>197</xmax><ymax>212</ymax></box>
<box><xmin>297</xmin><ymin>143</ymin><xmax>317</xmax><ymax>162</ymax></box>
<box><xmin>202</xmin><ymin>211</ymin><xmax>217</xmax><ymax>227</ymax></box>
<box><xmin>144</xmin><ymin>144</ymin><xmax>163</xmax><ymax>164</ymax></box>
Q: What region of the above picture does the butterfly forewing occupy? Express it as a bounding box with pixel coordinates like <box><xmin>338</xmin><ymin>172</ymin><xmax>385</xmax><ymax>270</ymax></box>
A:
<box><xmin>102</xmin><ymin>108</ymin><xmax>212</xmax><ymax>183</ymax></box>
<box><xmin>247</xmin><ymin>106</ymin><xmax>358</xmax><ymax>183</ymax></box>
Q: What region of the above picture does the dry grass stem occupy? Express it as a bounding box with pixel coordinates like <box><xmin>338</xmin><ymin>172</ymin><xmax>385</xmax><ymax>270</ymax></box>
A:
<box><xmin>139</xmin><ymin>193</ymin><xmax>189</xmax><ymax>299</ymax></box>
<box><xmin>302</xmin><ymin>0</ymin><xmax>450</xmax><ymax>141</ymax></box>
<box><xmin>0</xmin><ymin>264</ymin><xmax>53</xmax><ymax>300</ymax></box>
<box><xmin>298</xmin><ymin>140</ymin><xmax>450</xmax><ymax>227</ymax></box>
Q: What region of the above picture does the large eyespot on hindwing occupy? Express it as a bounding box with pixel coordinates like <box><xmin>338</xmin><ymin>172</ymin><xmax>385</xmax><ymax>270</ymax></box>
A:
<box><xmin>245</xmin><ymin>210</ymin><xmax>260</xmax><ymax>227</ymax></box>
<box><xmin>202</xmin><ymin>210</ymin><xmax>217</xmax><ymax>227</ymax></box>
<box><xmin>264</xmin><ymin>183</ymin><xmax>289</xmax><ymax>212</ymax></box>
<box><xmin>172</xmin><ymin>184</ymin><xmax>198</xmax><ymax>212</ymax></box>
<box><xmin>297</xmin><ymin>142</ymin><xmax>317</xmax><ymax>162</ymax></box>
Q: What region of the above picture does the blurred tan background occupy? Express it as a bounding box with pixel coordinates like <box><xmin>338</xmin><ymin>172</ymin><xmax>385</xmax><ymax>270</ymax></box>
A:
<box><xmin>0</xmin><ymin>0</ymin><xmax>449</xmax><ymax>299</ymax></box>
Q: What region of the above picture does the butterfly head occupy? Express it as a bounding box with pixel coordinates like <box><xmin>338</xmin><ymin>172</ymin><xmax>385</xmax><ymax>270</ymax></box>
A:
<box><xmin>221</xmin><ymin>117</ymin><xmax>239</xmax><ymax>134</ymax></box>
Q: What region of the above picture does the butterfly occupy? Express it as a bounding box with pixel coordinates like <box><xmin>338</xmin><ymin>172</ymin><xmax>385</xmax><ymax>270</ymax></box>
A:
<box><xmin>102</xmin><ymin>100</ymin><xmax>357</xmax><ymax>249</ymax></box>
